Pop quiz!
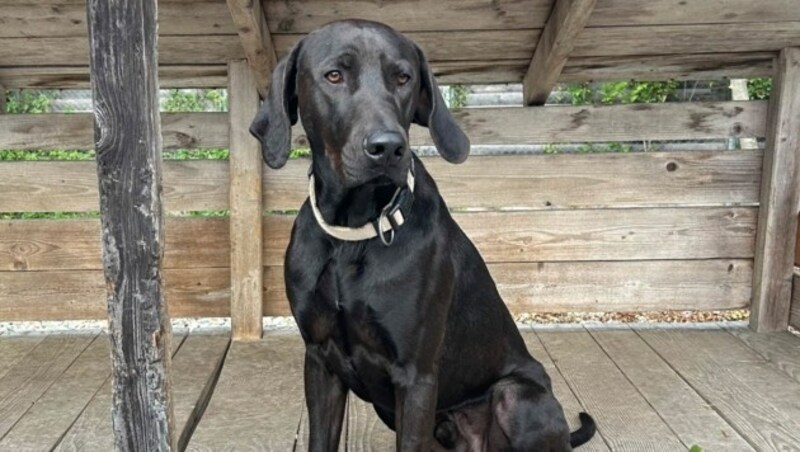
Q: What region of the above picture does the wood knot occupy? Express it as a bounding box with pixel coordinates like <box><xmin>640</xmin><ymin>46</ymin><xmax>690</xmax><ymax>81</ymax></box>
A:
<box><xmin>666</xmin><ymin>162</ymin><xmax>678</xmax><ymax>172</ymax></box>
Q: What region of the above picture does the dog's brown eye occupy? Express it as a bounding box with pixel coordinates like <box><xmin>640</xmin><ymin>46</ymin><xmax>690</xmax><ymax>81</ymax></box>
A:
<box><xmin>325</xmin><ymin>71</ymin><xmax>343</xmax><ymax>84</ymax></box>
<box><xmin>397</xmin><ymin>73</ymin><xmax>411</xmax><ymax>86</ymax></box>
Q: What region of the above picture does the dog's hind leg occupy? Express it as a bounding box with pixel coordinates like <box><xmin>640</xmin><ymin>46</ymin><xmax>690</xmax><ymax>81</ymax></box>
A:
<box><xmin>487</xmin><ymin>372</ymin><xmax>572</xmax><ymax>452</ymax></box>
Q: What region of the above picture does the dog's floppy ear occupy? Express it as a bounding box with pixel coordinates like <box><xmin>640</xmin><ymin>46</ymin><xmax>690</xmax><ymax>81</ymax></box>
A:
<box><xmin>249</xmin><ymin>42</ymin><xmax>302</xmax><ymax>169</ymax></box>
<box><xmin>412</xmin><ymin>45</ymin><xmax>470</xmax><ymax>164</ymax></box>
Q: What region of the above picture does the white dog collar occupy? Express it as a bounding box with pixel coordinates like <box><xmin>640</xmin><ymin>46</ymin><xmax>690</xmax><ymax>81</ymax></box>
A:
<box><xmin>308</xmin><ymin>164</ymin><xmax>415</xmax><ymax>246</ymax></box>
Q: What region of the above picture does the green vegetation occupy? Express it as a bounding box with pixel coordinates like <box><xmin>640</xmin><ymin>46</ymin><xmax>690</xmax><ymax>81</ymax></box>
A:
<box><xmin>447</xmin><ymin>85</ymin><xmax>469</xmax><ymax>109</ymax></box>
<box><xmin>0</xmin><ymin>211</ymin><xmax>100</xmax><ymax>220</ymax></box>
<box><xmin>746</xmin><ymin>77</ymin><xmax>772</xmax><ymax>100</ymax></box>
<box><xmin>562</xmin><ymin>80</ymin><xmax>679</xmax><ymax>106</ymax></box>
<box><xmin>165</xmin><ymin>148</ymin><xmax>229</xmax><ymax>160</ymax></box>
<box><xmin>5</xmin><ymin>90</ymin><xmax>55</xmax><ymax>114</ymax></box>
<box><xmin>162</xmin><ymin>88</ymin><xmax>227</xmax><ymax>112</ymax></box>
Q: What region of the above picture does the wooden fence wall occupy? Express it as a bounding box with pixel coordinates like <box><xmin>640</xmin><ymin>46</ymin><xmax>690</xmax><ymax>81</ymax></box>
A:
<box><xmin>0</xmin><ymin>97</ymin><xmax>767</xmax><ymax>320</ymax></box>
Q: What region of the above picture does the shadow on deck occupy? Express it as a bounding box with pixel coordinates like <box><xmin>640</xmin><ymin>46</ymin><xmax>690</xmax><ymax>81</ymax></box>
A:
<box><xmin>1</xmin><ymin>324</ymin><xmax>798</xmax><ymax>451</ymax></box>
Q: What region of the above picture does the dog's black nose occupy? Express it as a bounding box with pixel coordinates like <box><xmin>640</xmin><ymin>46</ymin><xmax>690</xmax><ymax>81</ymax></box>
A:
<box><xmin>364</xmin><ymin>131</ymin><xmax>406</xmax><ymax>162</ymax></box>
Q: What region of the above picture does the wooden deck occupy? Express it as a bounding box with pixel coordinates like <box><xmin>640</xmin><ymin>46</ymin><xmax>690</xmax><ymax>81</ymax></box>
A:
<box><xmin>1</xmin><ymin>324</ymin><xmax>799</xmax><ymax>450</ymax></box>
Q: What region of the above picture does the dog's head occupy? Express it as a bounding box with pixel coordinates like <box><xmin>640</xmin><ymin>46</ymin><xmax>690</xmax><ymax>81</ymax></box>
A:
<box><xmin>250</xmin><ymin>20</ymin><xmax>470</xmax><ymax>188</ymax></box>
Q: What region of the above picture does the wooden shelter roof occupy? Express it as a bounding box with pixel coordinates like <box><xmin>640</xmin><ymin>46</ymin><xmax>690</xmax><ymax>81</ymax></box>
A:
<box><xmin>1</xmin><ymin>0</ymin><xmax>798</xmax><ymax>91</ymax></box>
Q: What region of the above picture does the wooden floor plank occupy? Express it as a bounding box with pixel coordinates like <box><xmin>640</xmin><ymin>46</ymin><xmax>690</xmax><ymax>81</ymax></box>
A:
<box><xmin>170</xmin><ymin>334</ymin><xmax>230</xmax><ymax>451</ymax></box>
<box><xmin>345</xmin><ymin>395</ymin><xmax>396</xmax><ymax>452</ymax></box>
<box><xmin>0</xmin><ymin>335</ymin><xmax>93</xmax><ymax>440</ymax></box>
<box><xmin>521</xmin><ymin>330</ymin><xmax>611</xmax><ymax>451</ymax></box>
<box><xmin>535</xmin><ymin>329</ymin><xmax>684</xmax><ymax>451</ymax></box>
<box><xmin>637</xmin><ymin>328</ymin><xmax>800</xmax><ymax>450</ymax></box>
<box><xmin>588</xmin><ymin>327</ymin><xmax>753</xmax><ymax>450</ymax></box>
<box><xmin>0</xmin><ymin>336</ymin><xmax>109</xmax><ymax>450</ymax></box>
<box><xmin>187</xmin><ymin>333</ymin><xmax>305</xmax><ymax>451</ymax></box>
<box><xmin>726</xmin><ymin>326</ymin><xmax>800</xmax><ymax>385</ymax></box>
<box><xmin>53</xmin><ymin>335</ymin><xmax>186</xmax><ymax>452</ymax></box>
<box><xmin>0</xmin><ymin>337</ymin><xmax>44</xmax><ymax>381</ymax></box>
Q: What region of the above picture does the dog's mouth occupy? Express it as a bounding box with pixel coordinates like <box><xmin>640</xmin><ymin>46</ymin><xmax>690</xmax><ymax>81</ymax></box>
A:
<box><xmin>365</xmin><ymin>174</ymin><xmax>399</xmax><ymax>187</ymax></box>
<box><xmin>363</xmin><ymin>165</ymin><xmax>411</xmax><ymax>188</ymax></box>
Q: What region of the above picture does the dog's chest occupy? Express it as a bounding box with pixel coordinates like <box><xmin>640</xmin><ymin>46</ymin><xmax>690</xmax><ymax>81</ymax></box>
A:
<box><xmin>325</xmin><ymin>253</ymin><xmax>396</xmax><ymax>355</ymax></box>
<box><xmin>306</xmin><ymin>251</ymin><xmax>408</xmax><ymax>397</ymax></box>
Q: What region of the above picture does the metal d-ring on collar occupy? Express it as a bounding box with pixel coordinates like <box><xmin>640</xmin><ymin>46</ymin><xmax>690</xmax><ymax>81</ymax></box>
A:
<box><xmin>308</xmin><ymin>160</ymin><xmax>416</xmax><ymax>246</ymax></box>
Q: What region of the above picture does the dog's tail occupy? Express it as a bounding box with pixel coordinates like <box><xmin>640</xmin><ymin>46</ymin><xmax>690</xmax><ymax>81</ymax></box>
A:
<box><xmin>569</xmin><ymin>412</ymin><xmax>596</xmax><ymax>448</ymax></box>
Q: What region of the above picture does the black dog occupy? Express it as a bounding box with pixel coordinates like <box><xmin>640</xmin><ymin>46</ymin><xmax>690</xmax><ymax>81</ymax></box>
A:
<box><xmin>250</xmin><ymin>20</ymin><xmax>596</xmax><ymax>451</ymax></box>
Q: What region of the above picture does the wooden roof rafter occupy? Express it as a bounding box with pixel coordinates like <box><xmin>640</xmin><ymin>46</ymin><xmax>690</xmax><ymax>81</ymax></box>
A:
<box><xmin>226</xmin><ymin>0</ymin><xmax>278</xmax><ymax>97</ymax></box>
<box><xmin>523</xmin><ymin>0</ymin><xmax>597</xmax><ymax>106</ymax></box>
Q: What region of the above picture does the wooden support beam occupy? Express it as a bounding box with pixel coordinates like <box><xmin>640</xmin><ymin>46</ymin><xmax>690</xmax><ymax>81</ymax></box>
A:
<box><xmin>522</xmin><ymin>0</ymin><xmax>597</xmax><ymax>106</ymax></box>
<box><xmin>750</xmin><ymin>48</ymin><xmax>800</xmax><ymax>332</ymax></box>
<box><xmin>226</xmin><ymin>0</ymin><xmax>277</xmax><ymax>97</ymax></box>
<box><xmin>87</xmin><ymin>0</ymin><xmax>175</xmax><ymax>449</ymax></box>
<box><xmin>796</xmin><ymin>217</ymin><xmax>800</xmax><ymax>266</ymax></box>
<box><xmin>228</xmin><ymin>61</ymin><xmax>264</xmax><ymax>341</ymax></box>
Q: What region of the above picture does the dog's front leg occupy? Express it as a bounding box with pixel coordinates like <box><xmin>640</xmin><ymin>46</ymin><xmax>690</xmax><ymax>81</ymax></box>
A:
<box><xmin>304</xmin><ymin>345</ymin><xmax>347</xmax><ymax>452</ymax></box>
<box><xmin>394</xmin><ymin>373</ymin><xmax>439</xmax><ymax>451</ymax></box>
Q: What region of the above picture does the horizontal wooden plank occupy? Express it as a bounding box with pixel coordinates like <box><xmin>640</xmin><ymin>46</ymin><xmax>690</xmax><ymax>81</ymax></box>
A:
<box><xmin>0</xmin><ymin>65</ymin><xmax>228</xmax><ymax>89</ymax></box>
<box><xmin>0</xmin><ymin>113</ymin><xmax>227</xmax><ymax>150</ymax></box>
<box><xmin>302</xmin><ymin>102</ymin><xmax>767</xmax><ymax>148</ymax></box>
<box><xmin>0</xmin><ymin>268</ymin><xmax>230</xmax><ymax>320</ymax></box>
<box><xmin>268</xmin><ymin>25</ymin><xmax>800</xmax><ymax>62</ymax></box>
<box><xmin>572</xmin><ymin>22</ymin><xmax>800</xmax><ymax>58</ymax></box>
<box><xmin>0</xmin><ymin>218</ymin><xmax>230</xmax><ymax>271</ymax></box>
<box><xmin>0</xmin><ymin>160</ymin><xmax>228</xmax><ymax>213</ymax></box>
<box><xmin>263</xmin><ymin>259</ymin><xmax>753</xmax><ymax>315</ymax></box>
<box><xmin>3</xmin><ymin>0</ymin><xmax>798</xmax><ymax>38</ymax></box>
<box><xmin>0</xmin><ymin>54</ymin><xmax>774</xmax><ymax>89</ymax></box>
<box><xmin>264</xmin><ymin>150</ymin><xmax>763</xmax><ymax>211</ymax></box>
<box><xmin>456</xmin><ymin>207</ymin><xmax>757</xmax><ymax>262</ymax></box>
<box><xmin>263</xmin><ymin>207</ymin><xmax>758</xmax><ymax>265</ymax></box>
<box><xmin>4</xmin><ymin>24</ymin><xmax>800</xmax><ymax>67</ymax></box>
<box><xmin>435</xmin><ymin>54</ymin><xmax>776</xmax><ymax>84</ymax></box>
<box><xmin>1</xmin><ymin>150</ymin><xmax>762</xmax><ymax>213</ymax></box>
<box><xmin>2</xmin><ymin>101</ymin><xmax>765</xmax><ymax>152</ymax></box>
<box><xmin>0</xmin><ymin>257</ymin><xmax>752</xmax><ymax>320</ymax></box>
<box><xmin>263</xmin><ymin>0</ymin><xmax>800</xmax><ymax>32</ymax></box>
<box><xmin>0</xmin><ymin>35</ymin><xmax>245</xmax><ymax>66</ymax></box>
<box><xmin>0</xmin><ymin>2</ymin><xmax>235</xmax><ymax>38</ymax></box>
<box><xmin>560</xmin><ymin>53</ymin><xmax>776</xmax><ymax>83</ymax></box>
<box><xmin>2</xmin><ymin>206</ymin><xmax>757</xmax><ymax>271</ymax></box>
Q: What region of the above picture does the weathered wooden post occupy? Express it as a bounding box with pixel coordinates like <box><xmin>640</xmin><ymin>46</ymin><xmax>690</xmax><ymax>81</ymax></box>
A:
<box><xmin>87</xmin><ymin>0</ymin><xmax>175</xmax><ymax>449</ymax></box>
<box><xmin>228</xmin><ymin>60</ymin><xmax>264</xmax><ymax>341</ymax></box>
<box><xmin>750</xmin><ymin>48</ymin><xmax>800</xmax><ymax>332</ymax></box>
